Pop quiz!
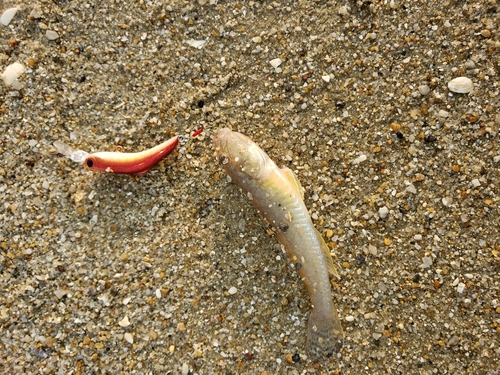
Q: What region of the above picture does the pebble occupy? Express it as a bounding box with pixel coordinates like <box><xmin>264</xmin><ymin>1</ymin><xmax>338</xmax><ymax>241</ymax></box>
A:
<box><xmin>186</xmin><ymin>39</ymin><xmax>206</xmax><ymax>48</ymax></box>
<box><xmin>124</xmin><ymin>332</ymin><xmax>134</xmax><ymax>344</ymax></box>
<box><xmin>228</xmin><ymin>286</ymin><xmax>238</xmax><ymax>295</ymax></box>
<box><xmin>457</xmin><ymin>283</ymin><xmax>466</xmax><ymax>294</ymax></box>
<box><xmin>438</xmin><ymin>110</ymin><xmax>449</xmax><ymax>118</ymax></box>
<box><xmin>269</xmin><ymin>58</ymin><xmax>282</xmax><ymax>69</ymax></box>
<box><xmin>1</xmin><ymin>62</ymin><xmax>25</xmax><ymax>86</ymax></box>
<box><xmin>118</xmin><ymin>316</ymin><xmax>130</xmax><ymax>327</ymax></box>
<box><xmin>442</xmin><ymin>197</ymin><xmax>453</xmax><ymax>207</ymax></box>
<box><xmin>322</xmin><ymin>75</ymin><xmax>330</xmax><ymax>82</ymax></box>
<box><xmin>418</xmin><ymin>85</ymin><xmax>430</xmax><ymax>95</ymax></box>
<box><xmin>1</xmin><ymin>7</ymin><xmax>18</xmax><ymax>26</ymax></box>
<box><xmin>447</xmin><ymin>77</ymin><xmax>473</xmax><ymax>94</ymax></box>
<box><xmin>45</xmin><ymin>30</ymin><xmax>60</xmax><ymax>41</ymax></box>
<box><xmin>420</xmin><ymin>256</ymin><xmax>433</xmax><ymax>268</ymax></box>
<box><xmin>378</xmin><ymin>206</ymin><xmax>389</xmax><ymax>219</ymax></box>
<box><xmin>345</xmin><ymin>316</ymin><xmax>355</xmax><ymax>322</ymax></box>
<box><xmin>352</xmin><ymin>154</ymin><xmax>367</xmax><ymax>165</ymax></box>
<box><xmin>471</xmin><ymin>179</ymin><xmax>481</xmax><ymax>188</ymax></box>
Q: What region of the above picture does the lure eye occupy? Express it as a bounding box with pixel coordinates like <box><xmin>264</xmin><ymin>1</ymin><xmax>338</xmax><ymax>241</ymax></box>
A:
<box><xmin>86</xmin><ymin>159</ymin><xmax>94</xmax><ymax>168</ymax></box>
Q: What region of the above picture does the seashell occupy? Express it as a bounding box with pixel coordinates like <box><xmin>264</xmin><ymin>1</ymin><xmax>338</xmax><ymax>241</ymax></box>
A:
<box><xmin>447</xmin><ymin>77</ymin><xmax>473</xmax><ymax>94</ymax></box>
<box><xmin>186</xmin><ymin>39</ymin><xmax>206</xmax><ymax>48</ymax></box>
<box><xmin>1</xmin><ymin>7</ymin><xmax>19</xmax><ymax>26</ymax></box>
<box><xmin>1</xmin><ymin>62</ymin><xmax>25</xmax><ymax>86</ymax></box>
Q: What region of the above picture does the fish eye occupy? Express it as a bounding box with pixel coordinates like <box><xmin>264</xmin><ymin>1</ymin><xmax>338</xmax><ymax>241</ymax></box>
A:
<box><xmin>86</xmin><ymin>159</ymin><xmax>94</xmax><ymax>168</ymax></box>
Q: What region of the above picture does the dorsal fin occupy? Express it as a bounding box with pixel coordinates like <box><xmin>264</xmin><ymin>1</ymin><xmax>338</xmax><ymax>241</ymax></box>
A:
<box><xmin>315</xmin><ymin>228</ymin><xmax>340</xmax><ymax>279</ymax></box>
<box><xmin>281</xmin><ymin>167</ymin><xmax>304</xmax><ymax>200</ymax></box>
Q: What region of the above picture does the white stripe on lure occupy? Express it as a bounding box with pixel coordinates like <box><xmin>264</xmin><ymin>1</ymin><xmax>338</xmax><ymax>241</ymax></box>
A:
<box><xmin>212</xmin><ymin>128</ymin><xmax>343</xmax><ymax>360</ymax></box>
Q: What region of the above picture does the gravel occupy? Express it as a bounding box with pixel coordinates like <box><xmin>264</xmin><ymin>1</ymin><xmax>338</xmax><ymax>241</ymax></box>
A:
<box><xmin>1</xmin><ymin>0</ymin><xmax>499</xmax><ymax>373</ymax></box>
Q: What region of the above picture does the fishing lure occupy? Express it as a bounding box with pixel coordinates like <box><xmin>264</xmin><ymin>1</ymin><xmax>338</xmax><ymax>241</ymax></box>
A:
<box><xmin>82</xmin><ymin>136</ymin><xmax>179</xmax><ymax>174</ymax></box>
<box><xmin>54</xmin><ymin>129</ymin><xmax>203</xmax><ymax>175</ymax></box>
<box><xmin>213</xmin><ymin>128</ymin><xmax>344</xmax><ymax>360</ymax></box>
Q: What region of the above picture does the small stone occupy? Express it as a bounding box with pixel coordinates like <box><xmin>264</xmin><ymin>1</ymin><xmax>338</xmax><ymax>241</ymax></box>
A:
<box><xmin>181</xmin><ymin>363</ymin><xmax>189</xmax><ymax>375</ymax></box>
<box><xmin>1</xmin><ymin>7</ymin><xmax>18</xmax><ymax>26</ymax></box>
<box><xmin>378</xmin><ymin>206</ymin><xmax>389</xmax><ymax>219</ymax></box>
<box><xmin>169</xmin><ymin>345</ymin><xmax>175</xmax><ymax>353</ymax></box>
<box><xmin>322</xmin><ymin>75</ymin><xmax>330</xmax><ymax>82</ymax></box>
<box><xmin>124</xmin><ymin>332</ymin><xmax>133</xmax><ymax>344</ymax></box>
<box><xmin>368</xmin><ymin>245</ymin><xmax>377</xmax><ymax>255</ymax></box>
<box><xmin>352</xmin><ymin>154</ymin><xmax>367</xmax><ymax>165</ymax></box>
<box><xmin>326</xmin><ymin>229</ymin><xmax>334</xmax><ymax>238</ymax></box>
<box><xmin>118</xmin><ymin>316</ymin><xmax>130</xmax><ymax>327</ymax></box>
<box><xmin>420</xmin><ymin>256</ymin><xmax>433</xmax><ymax>268</ymax></box>
<box><xmin>228</xmin><ymin>286</ymin><xmax>238</xmax><ymax>295</ymax></box>
<box><xmin>391</xmin><ymin>122</ymin><xmax>401</xmax><ymax>132</ymax></box>
<box><xmin>447</xmin><ymin>77</ymin><xmax>473</xmax><ymax>94</ymax></box>
<box><xmin>457</xmin><ymin>282</ymin><xmax>466</xmax><ymax>293</ymax></box>
<box><xmin>269</xmin><ymin>58</ymin><xmax>282</xmax><ymax>69</ymax></box>
<box><xmin>45</xmin><ymin>30</ymin><xmax>60</xmax><ymax>41</ymax></box>
<box><xmin>186</xmin><ymin>39</ymin><xmax>206</xmax><ymax>48</ymax></box>
<box><xmin>252</xmin><ymin>36</ymin><xmax>262</xmax><ymax>43</ymax></box>
<box><xmin>418</xmin><ymin>85</ymin><xmax>430</xmax><ymax>95</ymax></box>
<box><xmin>471</xmin><ymin>179</ymin><xmax>481</xmax><ymax>188</ymax></box>
<box><xmin>83</xmin><ymin>337</ymin><xmax>91</xmax><ymax>345</ymax></box>
<box><xmin>177</xmin><ymin>322</ymin><xmax>186</xmax><ymax>332</ymax></box>
<box><xmin>480</xmin><ymin>29</ymin><xmax>491</xmax><ymax>38</ymax></box>
<box><xmin>438</xmin><ymin>110</ymin><xmax>449</xmax><ymax>118</ymax></box>
<box><xmin>345</xmin><ymin>316</ymin><xmax>355</xmax><ymax>322</ymax></box>
<box><xmin>373</xmin><ymin>332</ymin><xmax>382</xmax><ymax>340</ymax></box>
<box><xmin>442</xmin><ymin>196</ymin><xmax>453</xmax><ymax>207</ymax></box>
<box><xmin>384</xmin><ymin>238</ymin><xmax>391</xmax><ymax>246</ymax></box>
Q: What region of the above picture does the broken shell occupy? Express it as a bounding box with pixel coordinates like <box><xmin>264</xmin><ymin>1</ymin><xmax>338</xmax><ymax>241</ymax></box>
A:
<box><xmin>447</xmin><ymin>77</ymin><xmax>473</xmax><ymax>94</ymax></box>
<box><xmin>1</xmin><ymin>62</ymin><xmax>26</xmax><ymax>86</ymax></box>
<box><xmin>1</xmin><ymin>7</ymin><xmax>19</xmax><ymax>26</ymax></box>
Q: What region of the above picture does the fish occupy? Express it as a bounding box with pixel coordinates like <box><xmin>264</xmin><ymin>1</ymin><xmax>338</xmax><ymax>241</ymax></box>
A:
<box><xmin>82</xmin><ymin>136</ymin><xmax>179</xmax><ymax>174</ymax></box>
<box><xmin>212</xmin><ymin>127</ymin><xmax>344</xmax><ymax>360</ymax></box>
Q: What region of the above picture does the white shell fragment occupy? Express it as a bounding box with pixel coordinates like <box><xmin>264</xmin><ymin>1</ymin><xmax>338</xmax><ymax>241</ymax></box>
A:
<box><xmin>1</xmin><ymin>62</ymin><xmax>25</xmax><ymax>86</ymax></box>
<box><xmin>447</xmin><ymin>77</ymin><xmax>473</xmax><ymax>94</ymax></box>
<box><xmin>45</xmin><ymin>30</ymin><xmax>60</xmax><ymax>40</ymax></box>
<box><xmin>1</xmin><ymin>7</ymin><xmax>19</xmax><ymax>26</ymax></box>
<box><xmin>269</xmin><ymin>58</ymin><xmax>282</xmax><ymax>69</ymax></box>
<box><xmin>186</xmin><ymin>39</ymin><xmax>206</xmax><ymax>48</ymax></box>
<box><xmin>118</xmin><ymin>316</ymin><xmax>131</xmax><ymax>327</ymax></box>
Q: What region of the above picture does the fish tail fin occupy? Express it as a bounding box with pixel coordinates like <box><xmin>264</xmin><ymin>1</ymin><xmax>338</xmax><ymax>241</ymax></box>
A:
<box><xmin>305</xmin><ymin>305</ymin><xmax>344</xmax><ymax>360</ymax></box>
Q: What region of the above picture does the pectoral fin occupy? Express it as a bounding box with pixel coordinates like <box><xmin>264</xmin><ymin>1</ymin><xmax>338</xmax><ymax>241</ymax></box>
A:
<box><xmin>316</xmin><ymin>229</ymin><xmax>340</xmax><ymax>279</ymax></box>
<box><xmin>281</xmin><ymin>167</ymin><xmax>304</xmax><ymax>200</ymax></box>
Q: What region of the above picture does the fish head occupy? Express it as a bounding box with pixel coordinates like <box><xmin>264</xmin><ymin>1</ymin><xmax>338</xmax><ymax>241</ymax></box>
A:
<box><xmin>212</xmin><ymin>128</ymin><xmax>269</xmax><ymax>180</ymax></box>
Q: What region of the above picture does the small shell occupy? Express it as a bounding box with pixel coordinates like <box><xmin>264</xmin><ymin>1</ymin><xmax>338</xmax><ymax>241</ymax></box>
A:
<box><xmin>1</xmin><ymin>62</ymin><xmax>25</xmax><ymax>86</ymax></box>
<box><xmin>1</xmin><ymin>7</ymin><xmax>19</xmax><ymax>26</ymax></box>
<box><xmin>447</xmin><ymin>77</ymin><xmax>473</xmax><ymax>94</ymax></box>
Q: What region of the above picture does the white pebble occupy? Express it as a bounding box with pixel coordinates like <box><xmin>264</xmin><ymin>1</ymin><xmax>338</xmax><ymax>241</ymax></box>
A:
<box><xmin>1</xmin><ymin>7</ymin><xmax>18</xmax><ymax>26</ymax></box>
<box><xmin>186</xmin><ymin>39</ymin><xmax>206</xmax><ymax>48</ymax></box>
<box><xmin>471</xmin><ymin>179</ymin><xmax>481</xmax><ymax>188</ymax></box>
<box><xmin>442</xmin><ymin>196</ymin><xmax>453</xmax><ymax>207</ymax></box>
<box><xmin>228</xmin><ymin>286</ymin><xmax>238</xmax><ymax>295</ymax></box>
<box><xmin>447</xmin><ymin>77</ymin><xmax>473</xmax><ymax>94</ymax></box>
<box><xmin>420</xmin><ymin>256</ymin><xmax>433</xmax><ymax>268</ymax></box>
<box><xmin>181</xmin><ymin>363</ymin><xmax>189</xmax><ymax>375</ymax></box>
<box><xmin>438</xmin><ymin>110</ymin><xmax>449</xmax><ymax>118</ymax></box>
<box><xmin>345</xmin><ymin>315</ymin><xmax>355</xmax><ymax>322</ymax></box>
<box><xmin>45</xmin><ymin>30</ymin><xmax>60</xmax><ymax>41</ymax></box>
<box><xmin>378</xmin><ymin>206</ymin><xmax>389</xmax><ymax>219</ymax></box>
<box><xmin>418</xmin><ymin>85</ymin><xmax>430</xmax><ymax>95</ymax></box>
<box><xmin>457</xmin><ymin>282</ymin><xmax>465</xmax><ymax>294</ymax></box>
<box><xmin>124</xmin><ymin>332</ymin><xmax>134</xmax><ymax>344</ymax></box>
<box><xmin>269</xmin><ymin>58</ymin><xmax>282</xmax><ymax>69</ymax></box>
<box><xmin>352</xmin><ymin>154</ymin><xmax>367</xmax><ymax>165</ymax></box>
<box><xmin>406</xmin><ymin>183</ymin><xmax>417</xmax><ymax>194</ymax></box>
<box><xmin>373</xmin><ymin>332</ymin><xmax>382</xmax><ymax>340</ymax></box>
<box><xmin>1</xmin><ymin>62</ymin><xmax>25</xmax><ymax>86</ymax></box>
<box><xmin>118</xmin><ymin>316</ymin><xmax>130</xmax><ymax>327</ymax></box>
<box><xmin>155</xmin><ymin>288</ymin><xmax>162</xmax><ymax>299</ymax></box>
<box><xmin>322</xmin><ymin>75</ymin><xmax>330</xmax><ymax>83</ymax></box>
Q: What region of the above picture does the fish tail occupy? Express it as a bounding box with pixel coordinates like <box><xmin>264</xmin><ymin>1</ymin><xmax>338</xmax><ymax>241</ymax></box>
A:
<box><xmin>305</xmin><ymin>306</ymin><xmax>344</xmax><ymax>360</ymax></box>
